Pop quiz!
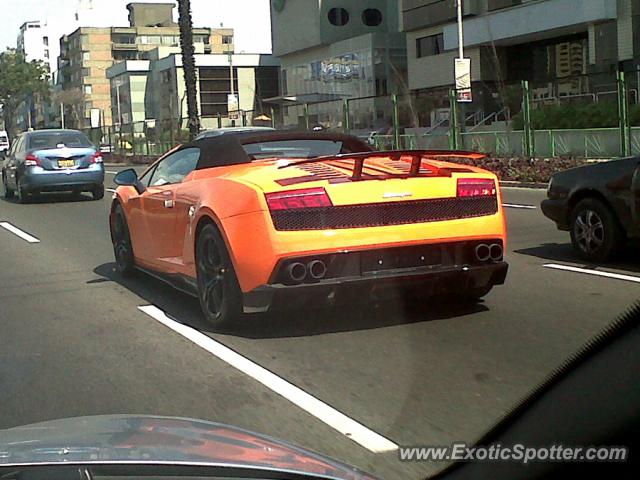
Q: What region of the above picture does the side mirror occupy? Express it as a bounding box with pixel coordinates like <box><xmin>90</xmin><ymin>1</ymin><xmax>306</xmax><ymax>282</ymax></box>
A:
<box><xmin>114</xmin><ymin>168</ymin><xmax>146</xmax><ymax>194</ymax></box>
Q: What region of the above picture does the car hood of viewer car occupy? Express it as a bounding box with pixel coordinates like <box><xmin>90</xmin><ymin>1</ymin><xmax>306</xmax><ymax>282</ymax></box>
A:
<box><xmin>0</xmin><ymin>415</ymin><xmax>376</xmax><ymax>480</ymax></box>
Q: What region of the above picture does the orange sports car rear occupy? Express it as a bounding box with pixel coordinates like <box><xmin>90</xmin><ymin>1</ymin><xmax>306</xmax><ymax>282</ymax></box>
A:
<box><xmin>110</xmin><ymin>131</ymin><xmax>508</xmax><ymax>326</ymax></box>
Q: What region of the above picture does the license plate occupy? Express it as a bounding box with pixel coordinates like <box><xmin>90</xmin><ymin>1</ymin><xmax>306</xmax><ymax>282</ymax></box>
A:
<box><xmin>58</xmin><ymin>159</ymin><xmax>75</xmax><ymax>168</ymax></box>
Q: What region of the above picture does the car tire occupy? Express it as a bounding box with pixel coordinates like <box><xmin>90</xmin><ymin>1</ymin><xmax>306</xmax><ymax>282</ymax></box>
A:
<box><xmin>16</xmin><ymin>178</ymin><xmax>30</xmax><ymax>204</ymax></box>
<box><xmin>2</xmin><ymin>173</ymin><xmax>14</xmax><ymax>199</ymax></box>
<box><xmin>196</xmin><ymin>223</ymin><xmax>243</xmax><ymax>328</ymax></box>
<box><xmin>92</xmin><ymin>185</ymin><xmax>105</xmax><ymax>200</ymax></box>
<box><xmin>111</xmin><ymin>204</ymin><xmax>136</xmax><ymax>277</ymax></box>
<box><xmin>570</xmin><ymin>198</ymin><xmax>624</xmax><ymax>262</ymax></box>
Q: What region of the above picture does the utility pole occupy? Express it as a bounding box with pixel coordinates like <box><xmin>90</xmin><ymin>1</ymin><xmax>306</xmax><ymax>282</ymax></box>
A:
<box><xmin>456</xmin><ymin>0</ymin><xmax>464</xmax><ymax>61</ymax></box>
<box><xmin>60</xmin><ymin>103</ymin><xmax>65</xmax><ymax>129</ymax></box>
<box><xmin>229</xmin><ymin>50</ymin><xmax>236</xmax><ymax>127</ymax></box>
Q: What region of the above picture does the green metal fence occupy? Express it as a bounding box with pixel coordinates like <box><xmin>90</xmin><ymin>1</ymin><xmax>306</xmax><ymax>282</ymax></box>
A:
<box><xmin>87</xmin><ymin>69</ymin><xmax>638</xmax><ymax>159</ymax></box>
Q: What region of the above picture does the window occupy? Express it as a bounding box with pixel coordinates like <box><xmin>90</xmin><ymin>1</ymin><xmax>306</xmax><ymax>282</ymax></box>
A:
<box><xmin>417</xmin><ymin>33</ymin><xmax>444</xmax><ymax>58</ymax></box>
<box><xmin>84</xmin><ymin>85</ymin><xmax>92</xmax><ymax>95</ymax></box>
<box><xmin>362</xmin><ymin>8</ymin><xmax>383</xmax><ymax>27</ymax></box>
<box><xmin>113</xmin><ymin>34</ymin><xmax>136</xmax><ymax>44</ymax></box>
<box><xmin>328</xmin><ymin>7</ymin><xmax>349</xmax><ymax>26</ymax></box>
<box><xmin>44</xmin><ymin>50</ymin><xmax>49</xmax><ymax>59</ymax></box>
<box><xmin>43</xmin><ymin>36</ymin><xmax>49</xmax><ymax>46</ymax></box>
<box><xmin>148</xmin><ymin>148</ymin><xmax>201</xmax><ymax>186</ymax></box>
<box><xmin>222</xmin><ymin>35</ymin><xmax>233</xmax><ymax>45</ymax></box>
<box><xmin>27</xmin><ymin>132</ymin><xmax>91</xmax><ymax>150</ymax></box>
<box><xmin>243</xmin><ymin>139</ymin><xmax>364</xmax><ymax>160</ymax></box>
<box><xmin>81</xmin><ymin>67</ymin><xmax>91</xmax><ymax>77</ymax></box>
<box><xmin>83</xmin><ymin>52</ymin><xmax>90</xmax><ymax>61</ymax></box>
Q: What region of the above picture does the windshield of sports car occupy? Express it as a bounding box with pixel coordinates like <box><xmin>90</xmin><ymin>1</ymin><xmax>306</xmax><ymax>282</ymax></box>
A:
<box><xmin>1</xmin><ymin>2</ymin><xmax>638</xmax><ymax>480</ymax></box>
<box><xmin>27</xmin><ymin>132</ymin><xmax>93</xmax><ymax>150</ymax></box>
<box><xmin>243</xmin><ymin>139</ymin><xmax>347</xmax><ymax>159</ymax></box>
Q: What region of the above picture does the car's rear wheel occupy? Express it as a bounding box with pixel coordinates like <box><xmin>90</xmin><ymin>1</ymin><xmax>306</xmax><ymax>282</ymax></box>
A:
<box><xmin>92</xmin><ymin>185</ymin><xmax>105</xmax><ymax>200</ymax></box>
<box><xmin>196</xmin><ymin>223</ymin><xmax>242</xmax><ymax>328</ymax></box>
<box><xmin>16</xmin><ymin>178</ymin><xmax>31</xmax><ymax>204</ymax></box>
<box><xmin>570</xmin><ymin>198</ymin><xmax>623</xmax><ymax>262</ymax></box>
<box><xmin>111</xmin><ymin>204</ymin><xmax>136</xmax><ymax>277</ymax></box>
<box><xmin>2</xmin><ymin>173</ymin><xmax>14</xmax><ymax>199</ymax></box>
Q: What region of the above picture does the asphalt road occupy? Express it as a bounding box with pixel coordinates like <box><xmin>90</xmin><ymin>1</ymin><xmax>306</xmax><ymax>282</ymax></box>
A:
<box><xmin>1</xmin><ymin>167</ymin><xmax>638</xmax><ymax>480</ymax></box>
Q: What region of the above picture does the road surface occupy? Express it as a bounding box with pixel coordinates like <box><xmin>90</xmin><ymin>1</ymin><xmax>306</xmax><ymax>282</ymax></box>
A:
<box><xmin>1</xmin><ymin>168</ymin><xmax>638</xmax><ymax>479</ymax></box>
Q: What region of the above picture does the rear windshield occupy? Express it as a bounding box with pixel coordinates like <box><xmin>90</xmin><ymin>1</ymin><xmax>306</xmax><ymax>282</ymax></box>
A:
<box><xmin>243</xmin><ymin>139</ymin><xmax>366</xmax><ymax>160</ymax></box>
<box><xmin>0</xmin><ymin>135</ymin><xmax>8</xmax><ymax>144</ymax></box>
<box><xmin>28</xmin><ymin>132</ymin><xmax>92</xmax><ymax>150</ymax></box>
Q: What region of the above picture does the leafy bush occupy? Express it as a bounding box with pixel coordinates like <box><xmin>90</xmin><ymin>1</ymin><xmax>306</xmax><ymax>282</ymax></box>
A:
<box><xmin>444</xmin><ymin>156</ymin><xmax>590</xmax><ymax>183</ymax></box>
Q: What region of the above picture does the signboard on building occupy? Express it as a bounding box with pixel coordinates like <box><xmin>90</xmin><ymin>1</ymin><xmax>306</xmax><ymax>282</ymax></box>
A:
<box><xmin>228</xmin><ymin>94</ymin><xmax>239</xmax><ymax>120</ymax></box>
<box><xmin>454</xmin><ymin>58</ymin><xmax>472</xmax><ymax>103</ymax></box>
<box><xmin>319</xmin><ymin>53</ymin><xmax>362</xmax><ymax>82</ymax></box>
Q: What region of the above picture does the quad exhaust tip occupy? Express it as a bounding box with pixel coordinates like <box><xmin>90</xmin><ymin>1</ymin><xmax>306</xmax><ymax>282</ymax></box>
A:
<box><xmin>308</xmin><ymin>260</ymin><xmax>327</xmax><ymax>280</ymax></box>
<box><xmin>490</xmin><ymin>243</ymin><xmax>504</xmax><ymax>261</ymax></box>
<box><xmin>286</xmin><ymin>262</ymin><xmax>307</xmax><ymax>284</ymax></box>
<box><xmin>475</xmin><ymin>244</ymin><xmax>491</xmax><ymax>262</ymax></box>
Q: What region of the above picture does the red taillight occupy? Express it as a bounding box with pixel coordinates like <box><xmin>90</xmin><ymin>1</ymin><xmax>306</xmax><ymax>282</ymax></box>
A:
<box><xmin>266</xmin><ymin>187</ymin><xmax>333</xmax><ymax>211</ymax></box>
<box><xmin>24</xmin><ymin>154</ymin><xmax>41</xmax><ymax>167</ymax></box>
<box><xmin>457</xmin><ymin>178</ymin><xmax>497</xmax><ymax>197</ymax></box>
<box><xmin>90</xmin><ymin>152</ymin><xmax>103</xmax><ymax>164</ymax></box>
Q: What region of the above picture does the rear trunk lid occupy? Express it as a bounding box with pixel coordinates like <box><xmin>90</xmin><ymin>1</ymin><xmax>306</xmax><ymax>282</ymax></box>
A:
<box><xmin>235</xmin><ymin>151</ymin><xmax>500</xmax><ymax>231</ymax></box>
<box><xmin>31</xmin><ymin>147</ymin><xmax>97</xmax><ymax>171</ymax></box>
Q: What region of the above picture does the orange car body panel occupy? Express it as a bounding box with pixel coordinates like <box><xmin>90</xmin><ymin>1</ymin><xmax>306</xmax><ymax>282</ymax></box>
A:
<box><xmin>114</xmin><ymin>153</ymin><xmax>508</xmax><ymax>293</ymax></box>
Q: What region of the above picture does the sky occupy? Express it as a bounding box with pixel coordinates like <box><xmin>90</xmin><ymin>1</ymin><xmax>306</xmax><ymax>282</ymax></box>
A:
<box><xmin>0</xmin><ymin>0</ymin><xmax>272</xmax><ymax>55</ymax></box>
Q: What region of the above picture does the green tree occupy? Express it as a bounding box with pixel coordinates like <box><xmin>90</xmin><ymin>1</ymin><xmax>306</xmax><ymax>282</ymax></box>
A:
<box><xmin>0</xmin><ymin>50</ymin><xmax>50</xmax><ymax>137</ymax></box>
<box><xmin>178</xmin><ymin>0</ymin><xmax>201</xmax><ymax>140</ymax></box>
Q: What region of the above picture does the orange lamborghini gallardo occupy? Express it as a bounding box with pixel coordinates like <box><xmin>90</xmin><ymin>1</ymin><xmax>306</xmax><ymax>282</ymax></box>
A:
<box><xmin>110</xmin><ymin>131</ymin><xmax>508</xmax><ymax>326</ymax></box>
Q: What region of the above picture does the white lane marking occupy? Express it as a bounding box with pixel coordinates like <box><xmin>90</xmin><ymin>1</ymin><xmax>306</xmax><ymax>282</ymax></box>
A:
<box><xmin>106</xmin><ymin>188</ymin><xmax>117</xmax><ymax>193</ymax></box>
<box><xmin>544</xmin><ymin>264</ymin><xmax>640</xmax><ymax>284</ymax></box>
<box><xmin>106</xmin><ymin>170</ymin><xmax>119</xmax><ymax>174</ymax></box>
<box><xmin>138</xmin><ymin>305</ymin><xmax>399</xmax><ymax>453</ymax></box>
<box><xmin>502</xmin><ymin>203</ymin><xmax>537</xmax><ymax>210</ymax></box>
<box><xmin>0</xmin><ymin>222</ymin><xmax>40</xmax><ymax>243</ymax></box>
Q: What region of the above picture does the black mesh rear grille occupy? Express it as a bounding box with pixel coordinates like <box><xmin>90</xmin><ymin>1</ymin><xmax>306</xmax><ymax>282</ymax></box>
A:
<box><xmin>271</xmin><ymin>196</ymin><xmax>499</xmax><ymax>231</ymax></box>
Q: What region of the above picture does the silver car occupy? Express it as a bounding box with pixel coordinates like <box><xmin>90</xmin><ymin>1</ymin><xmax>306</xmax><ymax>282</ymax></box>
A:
<box><xmin>1</xmin><ymin>129</ymin><xmax>105</xmax><ymax>203</ymax></box>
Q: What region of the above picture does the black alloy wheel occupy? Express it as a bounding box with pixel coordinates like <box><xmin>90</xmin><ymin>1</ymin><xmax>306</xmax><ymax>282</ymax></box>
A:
<box><xmin>196</xmin><ymin>223</ymin><xmax>242</xmax><ymax>327</ymax></box>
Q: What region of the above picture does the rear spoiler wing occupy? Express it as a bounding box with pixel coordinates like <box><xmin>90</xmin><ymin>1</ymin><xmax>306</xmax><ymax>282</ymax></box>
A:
<box><xmin>279</xmin><ymin>150</ymin><xmax>487</xmax><ymax>181</ymax></box>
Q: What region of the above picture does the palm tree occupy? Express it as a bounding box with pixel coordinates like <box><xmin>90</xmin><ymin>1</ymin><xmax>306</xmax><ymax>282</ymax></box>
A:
<box><xmin>178</xmin><ymin>0</ymin><xmax>201</xmax><ymax>140</ymax></box>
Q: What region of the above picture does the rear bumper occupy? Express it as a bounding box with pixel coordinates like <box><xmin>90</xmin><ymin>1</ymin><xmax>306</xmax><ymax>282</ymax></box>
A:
<box><xmin>243</xmin><ymin>261</ymin><xmax>508</xmax><ymax>313</ymax></box>
<box><xmin>541</xmin><ymin>198</ymin><xmax>570</xmax><ymax>230</ymax></box>
<box><xmin>22</xmin><ymin>166</ymin><xmax>104</xmax><ymax>191</ymax></box>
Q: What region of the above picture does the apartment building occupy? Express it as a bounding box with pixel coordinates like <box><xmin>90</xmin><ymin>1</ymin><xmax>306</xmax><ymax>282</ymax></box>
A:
<box><xmin>17</xmin><ymin>21</ymin><xmax>53</xmax><ymax>71</ymax></box>
<box><xmin>269</xmin><ymin>0</ymin><xmax>406</xmax><ymax>130</ymax></box>
<box><xmin>402</xmin><ymin>0</ymin><xmax>639</xmax><ymax>99</ymax></box>
<box><xmin>57</xmin><ymin>2</ymin><xmax>234</xmax><ymax>128</ymax></box>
